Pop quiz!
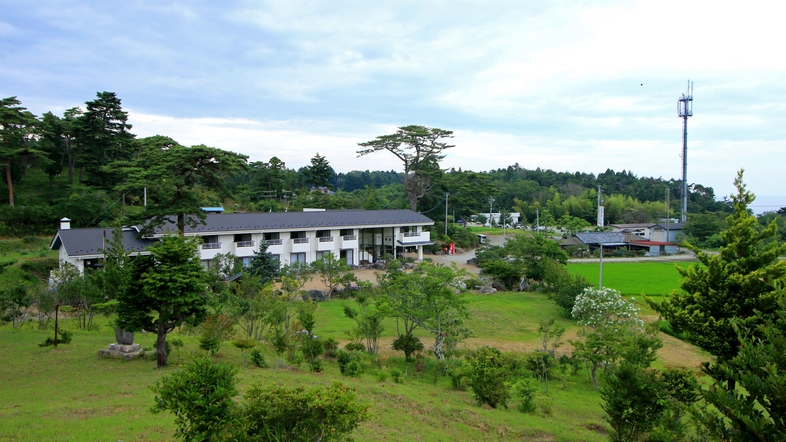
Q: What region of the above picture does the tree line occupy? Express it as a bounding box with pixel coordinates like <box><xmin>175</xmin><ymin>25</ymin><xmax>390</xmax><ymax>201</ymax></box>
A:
<box><xmin>3</xmin><ymin>92</ymin><xmax>785</xmax><ymax>251</ymax></box>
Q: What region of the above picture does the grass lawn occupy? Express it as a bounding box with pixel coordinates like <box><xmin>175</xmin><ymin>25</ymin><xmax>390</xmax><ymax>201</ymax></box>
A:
<box><xmin>0</xmin><ymin>288</ymin><xmax>708</xmax><ymax>442</ymax></box>
<box><xmin>567</xmin><ymin>261</ymin><xmax>694</xmax><ymax>297</ymax></box>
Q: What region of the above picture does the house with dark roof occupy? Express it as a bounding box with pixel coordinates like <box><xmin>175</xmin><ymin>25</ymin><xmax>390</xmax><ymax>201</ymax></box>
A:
<box><xmin>560</xmin><ymin>230</ymin><xmax>678</xmax><ymax>256</ymax></box>
<box><xmin>50</xmin><ymin>209</ymin><xmax>435</xmax><ymax>272</ymax></box>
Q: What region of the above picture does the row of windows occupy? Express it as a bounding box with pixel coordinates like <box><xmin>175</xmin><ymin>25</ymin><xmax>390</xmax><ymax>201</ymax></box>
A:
<box><xmin>200</xmin><ymin>227</ymin><xmax>419</xmax><ymax>245</ymax></box>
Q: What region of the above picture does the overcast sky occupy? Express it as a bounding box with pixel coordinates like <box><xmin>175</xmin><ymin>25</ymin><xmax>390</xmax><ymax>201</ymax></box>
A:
<box><xmin>2</xmin><ymin>0</ymin><xmax>785</xmax><ymax>210</ymax></box>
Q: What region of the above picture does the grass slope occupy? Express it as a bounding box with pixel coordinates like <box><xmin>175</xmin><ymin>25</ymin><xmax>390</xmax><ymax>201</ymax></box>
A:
<box><xmin>0</xmin><ymin>291</ymin><xmax>705</xmax><ymax>441</ymax></box>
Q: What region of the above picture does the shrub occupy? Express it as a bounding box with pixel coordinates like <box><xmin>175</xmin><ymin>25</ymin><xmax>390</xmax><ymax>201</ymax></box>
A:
<box><xmin>242</xmin><ymin>382</ymin><xmax>369</xmax><ymax>441</ymax></box>
<box><xmin>392</xmin><ymin>334</ymin><xmax>424</xmax><ymax>362</ymax></box>
<box><xmin>322</xmin><ymin>337</ymin><xmax>339</xmax><ymax>358</ymax></box>
<box><xmin>344</xmin><ymin>360</ymin><xmax>362</xmax><ymax>377</ymax></box>
<box><xmin>150</xmin><ymin>355</ymin><xmax>239</xmax><ymax>441</ymax></box>
<box><xmin>345</xmin><ymin>342</ymin><xmax>365</xmax><ymax>352</ymax></box>
<box><xmin>512</xmin><ymin>379</ymin><xmax>538</xmax><ymax>413</ymax></box>
<box><xmin>38</xmin><ymin>329</ymin><xmax>73</xmax><ymax>347</ymax></box>
<box><xmin>375</xmin><ymin>369</ymin><xmax>389</xmax><ymax>382</ymax></box>
<box><xmin>390</xmin><ymin>368</ymin><xmax>404</xmax><ymax>384</ymax></box>
<box><xmin>249</xmin><ymin>348</ymin><xmax>268</xmax><ymax>368</ymax></box>
<box><xmin>465</xmin><ymin>346</ymin><xmax>511</xmax><ymax>408</ymax></box>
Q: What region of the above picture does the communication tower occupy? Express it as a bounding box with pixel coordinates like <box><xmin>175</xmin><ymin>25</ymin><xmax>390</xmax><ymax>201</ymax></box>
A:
<box><xmin>678</xmin><ymin>81</ymin><xmax>693</xmax><ymax>222</ymax></box>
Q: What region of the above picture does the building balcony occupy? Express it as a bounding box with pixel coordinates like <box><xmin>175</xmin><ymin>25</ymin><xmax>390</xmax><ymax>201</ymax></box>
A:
<box><xmin>397</xmin><ymin>231</ymin><xmax>430</xmax><ymax>245</ymax></box>
<box><xmin>234</xmin><ymin>240</ymin><xmax>255</xmax><ymax>257</ymax></box>
<box><xmin>316</xmin><ymin>236</ymin><xmax>334</xmax><ymax>251</ymax></box>
<box><xmin>340</xmin><ymin>235</ymin><xmax>358</xmax><ymax>249</ymax></box>
<box><xmin>200</xmin><ymin>242</ymin><xmax>223</xmax><ymax>260</ymax></box>
<box><xmin>291</xmin><ymin>238</ymin><xmax>310</xmax><ymax>253</ymax></box>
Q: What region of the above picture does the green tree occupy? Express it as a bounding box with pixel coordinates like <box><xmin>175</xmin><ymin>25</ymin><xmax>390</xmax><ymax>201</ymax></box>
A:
<box><xmin>649</xmin><ymin>170</ymin><xmax>786</xmax><ymax>387</ymax></box>
<box><xmin>571</xmin><ymin>287</ymin><xmax>647</xmax><ymax>388</ymax></box>
<box><xmin>383</xmin><ymin>262</ymin><xmax>469</xmax><ymax>362</ymax></box>
<box><xmin>357</xmin><ymin>125</ymin><xmax>454</xmax><ymax>211</ymax></box>
<box><xmin>117</xmin><ymin>235</ymin><xmax>208</xmax><ymax>368</ymax></box>
<box><xmin>75</xmin><ymin>91</ymin><xmax>136</xmax><ymax>189</ymax></box>
<box><xmin>343</xmin><ymin>282</ymin><xmax>387</xmax><ymax>355</ymax></box>
<box><xmin>691</xmin><ymin>294</ymin><xmax>786</xmax><ymax>441</ymax></box>
<box><xmin>302</xmin><ymin>152</ymin><xmax>334</xmax><ymax>189</ymax></box>
<box><xmin>311</xmin><ymin>252</ymin><xmax>356</xmax><ymax>300</ymax></box>
<box><xmin>505</xmin><ymin>232</ymin><xmax>568</xmax><ymax>282</ymax></box>
<box><xmin>601</xmin><ymin>361</ymin><xmax>665</xmax><ymax>442</ymax></box>
<box><xmin>245</xmin><ymin>243</ymin><xmax>279</xmax><ymax>285</ymax></box>
<box><xmin>116</xmin><ymin>135</ymin><xmax>248</xmax><ymax>234</ymax></box>
<box><xmin>0</xmin><ymin>96</ymin><xmax>44</xmax><ymax>206</ymax></box>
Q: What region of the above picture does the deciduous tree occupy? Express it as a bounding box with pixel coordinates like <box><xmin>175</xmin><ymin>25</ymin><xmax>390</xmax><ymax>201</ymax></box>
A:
<box><xmin>383</xmin><ymin>262</ymin><xmax>468</xmax><ymax>362</ymax></box>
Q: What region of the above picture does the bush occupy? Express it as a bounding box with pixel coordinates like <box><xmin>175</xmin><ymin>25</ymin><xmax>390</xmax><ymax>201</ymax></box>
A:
<box><xmin>323</xmin><ymin>337</ymin><xmax>339</xmax><ymax>358</ymax></box>
<box><xmin>390</xmin><ymin>368</ymin><xmax>404</xmax><ymax>384</ymax></box>
<box><xmin>336</xmin><ymin>349</ymin><xmax>368</xmax><ymax>376</ymax></box>
<box><xmin>151</xmin><ymin>355</ymin><xmax>239</xmax><ymax>441</ymax></box>
<box><xmin>465</xmin><ymin>346</ymin><xmax>512</xmax><ymax>408</ymax></box>
<box><xmin>242</xmin><ymin>381</ymin><xmax>369</xmax><ymax>441</ymax></box>
<box><xmin>344</xmin><ymin>342</ymin><xmax>366</xmax><ymax>352</ymax></box>
<box><xmin>250</xmin><ymin>348</ymin><xmax>268</xmax><ymax>368</ymax></box>
<box><xmin>38</xmin><ymin>329</ymin><xmax>73</xmax><ymax>347</ymax></box>
<box><xmin>344</xmin><ymin>360</ymin><xmax>362</xmax><ymax>377</ymax></box>
<box><xmin>392</xmin><ymin>334</ymin><xmax>424</xmax><ymax>362</ymax></box>
<box><xmin>512</xmin><ymin>378</ymin><xmax>538</xmax><ymax>413</ymax></box>
<box><xmin>374</xmin><ymin>369</ymin><xmax>389</xmax><ymax>382</ymax></box>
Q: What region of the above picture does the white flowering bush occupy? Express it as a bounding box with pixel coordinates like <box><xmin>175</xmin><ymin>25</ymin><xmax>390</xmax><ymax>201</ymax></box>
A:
<box><xmin>571</xmin><ymin>287</ymin><xmax>643</xmax><ymax>331</ymax></box>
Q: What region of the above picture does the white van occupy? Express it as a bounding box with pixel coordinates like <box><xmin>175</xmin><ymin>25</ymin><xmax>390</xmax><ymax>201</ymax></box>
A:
<box><xmin>477</xmin><ymin>234</ymin><xmax>487</xmax><ymax>244</ymax></box>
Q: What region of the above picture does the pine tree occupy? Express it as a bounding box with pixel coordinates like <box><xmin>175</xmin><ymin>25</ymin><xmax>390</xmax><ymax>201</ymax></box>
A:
<box><xmin>649</xmin><ymin>170</ymin><xmax>786</xmax><ymax>386</ymax></box>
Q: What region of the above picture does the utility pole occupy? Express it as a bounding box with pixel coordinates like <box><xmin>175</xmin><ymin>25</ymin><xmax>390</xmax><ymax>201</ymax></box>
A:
<box><xmin>599</xmin><ymin>242</ymin><xmax>604</xmax><ymax>289</ymax></box>
<box><xmin>665</xmin><ymin>188</ymin><xmax>670</xmax><ymax>241</ymax></box>
<box><xmin>596</xmin><ymin>185</ymin><xmax>604</xmax><ymax>228</ymax></box>
<box><xmin>444</xmin><ymin>192</ymin><xmax>449</xmax><ymax>236</ymax></box>
<box><xmin>488</xmin><ymin>197</ymin><xmax>495</xmax><ymax>227</ymax></box>
<box><xmin>678</xmin><ymin>81</ymin><xmax>693</xmax><ymax>222</ymax></box>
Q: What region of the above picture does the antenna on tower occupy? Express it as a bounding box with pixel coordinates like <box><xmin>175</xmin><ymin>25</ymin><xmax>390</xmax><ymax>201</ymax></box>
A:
<box><xmin>677</xmin><ymin>80</ymin><xmax>693</xmax><ymax>222</ymax></box>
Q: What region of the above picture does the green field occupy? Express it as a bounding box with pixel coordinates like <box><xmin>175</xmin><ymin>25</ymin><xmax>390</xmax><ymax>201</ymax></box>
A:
<box><xmin>567</xmin><ymin>261</ymin><xmax>694</xmax><ymax>297</ymax></box>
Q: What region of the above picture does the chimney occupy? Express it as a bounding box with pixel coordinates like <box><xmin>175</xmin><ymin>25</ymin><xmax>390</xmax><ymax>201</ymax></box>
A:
<box><xmin>60</xmin><ymin>218</ymin><xmax>71</xmax><ymax>230</ymax></box>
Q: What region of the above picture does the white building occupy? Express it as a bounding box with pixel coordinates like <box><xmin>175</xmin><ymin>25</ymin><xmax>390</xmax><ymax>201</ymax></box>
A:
<box><xmin>50</xmin><ymin>209</ymin><xmax>435</xmax><ymax>272</ymax></box>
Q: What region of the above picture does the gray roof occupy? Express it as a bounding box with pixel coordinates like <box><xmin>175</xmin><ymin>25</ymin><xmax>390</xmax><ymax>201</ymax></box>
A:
<box><xmin>654</xmin><ymin>222</ymin><xmax>685</xmax><ymax>230</ymax></box>
<box><xmin>154</xmin><ymin>209</ymin><xmax>434</xmax><ymax>235</ymax></box>
<box><xmin>575</xmin><ymin>232</ymin><xmax>625</xmax><ymax>245</ymax></box>
<box><xmin>50</xmin><ymin>228</ymin><xmax>156</xmax><ymax>257</ymax></box>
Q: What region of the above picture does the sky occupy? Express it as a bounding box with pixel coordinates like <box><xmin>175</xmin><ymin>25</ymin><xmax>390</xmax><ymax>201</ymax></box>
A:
<box><xmin>2</xmin><ymin>0</ymin><xmax>785</xmax><ymax>211</ymax></box>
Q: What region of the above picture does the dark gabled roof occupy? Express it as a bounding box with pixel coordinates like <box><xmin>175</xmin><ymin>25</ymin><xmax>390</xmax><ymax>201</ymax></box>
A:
<box><xmin>153</xmin><ymin>209</ymin><xmax>434</xmax><ymax>235</ymax></box>
<box><xmin>653</xmin><ymin>222</ymin><xmax>685</xmax><ymax>230</ymax></box>
<box><xmin>610</xmin><ymin>223</ymin><xmax>656</xmax><ymax>229</ymax></box>
<box><xmin>575</xmin><ymin>232</ymin><xmax>625</xmax><ymax>245</ymax></box>
<box><xmin>50</xmin><ymin>228</ymin><xmax>156</xmax><ymax>257</ymax></box>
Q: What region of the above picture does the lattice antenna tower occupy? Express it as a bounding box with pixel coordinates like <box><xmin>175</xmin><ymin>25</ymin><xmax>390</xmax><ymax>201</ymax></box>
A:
<box><xmin>677</xmin><ymin>80</ymin><xmax>693</xmax><ymax>222</ymax></box>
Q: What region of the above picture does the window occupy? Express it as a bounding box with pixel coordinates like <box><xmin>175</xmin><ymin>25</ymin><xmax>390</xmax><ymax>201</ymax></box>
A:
<box><xmin>234</xmin><ymin>234</ymin><xmax>254</xmax><ymax>247</ymax></box>
<box><xmin>290</xmin><ymin>253</ymin><xmax>306</xmax><ymax>263</ymax></box>
<box><xmin>340</xmin><ymin>229</ymin><xmax>356</xmax><ymax>240</ymax></box>
<box><xmin>201</xmin><ymin>235</ymin><xmax>221</xmax><ymax>249</ymax></box>
<box><xmin>263</xmin><ymin>232</ymin><xmax>282</xmax><ymax>245</ymax></box>
<box><xmin>291</xmin><ymin>231</ymin><xmax>308</xmax><ymax>244</ymax></box>
<box><xmin>317</xmin><ymin>230</ymin><xmax>333</xmax><ymax>243</ymax></box>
